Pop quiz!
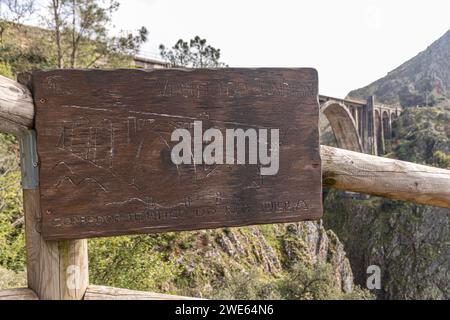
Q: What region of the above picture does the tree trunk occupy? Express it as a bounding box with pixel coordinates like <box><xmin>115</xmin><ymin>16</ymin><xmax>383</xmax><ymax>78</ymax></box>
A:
<box><xmin>70</xmin><ymin>0</ymin><xmax>76</xmax><ymax>68</ymax></box>
<box><xmin>52</xmin><ymin>0</ymin><xmax>64</xmax><ymax>69</ymax></box>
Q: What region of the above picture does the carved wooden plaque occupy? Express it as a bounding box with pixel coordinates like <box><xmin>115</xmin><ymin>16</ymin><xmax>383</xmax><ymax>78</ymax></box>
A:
<box><xmin>33</xmin><ymin>68</ymin><xmax>322</xmax><ymax>240</ymax></box>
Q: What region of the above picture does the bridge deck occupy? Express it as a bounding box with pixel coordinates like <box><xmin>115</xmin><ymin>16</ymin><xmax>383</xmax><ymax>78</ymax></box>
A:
<box><xmin>319</xmin><ymin>94</ymin><xmax>400</xmax><ymax>110</ymax></box>
<box><xmin>319</xmin><ymin>94</ymin><xmax>365</xmax><ymax>106</ymax></box>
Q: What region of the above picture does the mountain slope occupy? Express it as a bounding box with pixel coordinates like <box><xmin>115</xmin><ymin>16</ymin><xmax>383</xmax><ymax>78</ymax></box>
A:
<box><xmin>348</xmin><ymin>29</ymin><xmax>450</xmax><ymax>107</ymax></box>
<box><xmin>325</xmin><ymin>30</ymin><xmax>450</xmax><ymax>300</ymax></box>
<box><xmin>324</xmin><ymin>106</ymin><xmax>450</xmax><ymax>299</ymax></box>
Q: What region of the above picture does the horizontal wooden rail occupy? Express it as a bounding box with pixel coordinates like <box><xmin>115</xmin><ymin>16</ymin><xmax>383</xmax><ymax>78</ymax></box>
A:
<box><xmin>0</xmin><ymin>74</ymin><xmax>449</xmax><ymax>209</ymax></box>
<box><xmin>0</xmin><ymin>75</ymin><xmax>34</xmax><ymax>135</ymax></box>
<box><xmin>0</xmin><ymin>286</ymin><xmax>196</xmax><ymax>300</ymax></box>
<box><xmin>321</xmin><ymin>145</ymin><xmax>450</xmax><ymax>209</ymax></box>
<box><xmin>0</xmin><ymin>288</ymin><xmax>38</xmax><ymax>300</ymax></box>
<box><xmin>84</xmin><ymin>285</ymin><xmax>200</xmax><ymax>300</ymax></box>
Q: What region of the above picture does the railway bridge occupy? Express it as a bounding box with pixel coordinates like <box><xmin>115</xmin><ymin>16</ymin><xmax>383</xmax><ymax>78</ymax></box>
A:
<box><xmin>319</xmin><ymin>95</ymin><xmax>401</xmax><ymax>155</ymax></box>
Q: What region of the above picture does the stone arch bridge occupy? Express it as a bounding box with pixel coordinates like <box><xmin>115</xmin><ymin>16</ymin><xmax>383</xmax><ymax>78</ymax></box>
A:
<box><xmin>319</xmin><ymin>95</ymin><xmax>401</xmax><ymax>155</ymax></box>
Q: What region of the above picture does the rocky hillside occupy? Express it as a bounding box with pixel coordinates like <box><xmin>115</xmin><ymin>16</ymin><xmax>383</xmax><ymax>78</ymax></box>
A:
<box><xmin>324</xmin><ymin>107</ymin><xmax>449</xmax><ymax>299</ymax></box>
<box><xmin>348</xmin><ymin>29</ymin><xmax>450</xmax><ymax>107</ymax></box>
<box><xmin>323</xmin><ymin>30</ymin><xmax>450</xmax><ymax>300</ymax></box>
<box><xmin>88</xmin><ymin>221</ymin><xmax>365</xmax><ymax>299</ymax></box>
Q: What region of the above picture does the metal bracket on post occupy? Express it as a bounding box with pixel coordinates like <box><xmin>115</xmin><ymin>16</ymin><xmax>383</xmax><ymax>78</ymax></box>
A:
<box><xmin>19</xmin><ymin>130</ymin><xmax>39</xmax><ymax>189</ymax></box>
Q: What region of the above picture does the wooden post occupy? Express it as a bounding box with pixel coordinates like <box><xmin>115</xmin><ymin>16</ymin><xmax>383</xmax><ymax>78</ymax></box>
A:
<box><xmin>11</xmin><ymin>75</ymin><xmax>89</xmax><ymax>300</ymax></box>
<box><xmin>23</xmin><ymin>189</ymin><xmax>89</xmax><ymax>300</ymax></box>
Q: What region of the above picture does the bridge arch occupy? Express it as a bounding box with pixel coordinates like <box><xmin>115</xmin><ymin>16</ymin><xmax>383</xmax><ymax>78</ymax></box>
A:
<box><xmin>320</xmin><ymin>101</ymin><xmax>363</xmax><ymax>152</ymax></box>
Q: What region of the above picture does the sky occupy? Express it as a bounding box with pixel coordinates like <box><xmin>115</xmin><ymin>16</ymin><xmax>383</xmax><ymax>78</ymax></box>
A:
<box><xmin>109</xmin><ymin>0</ymin><xmax>450</xmax><ymax>97</ymax></box>
<box><xmin>20</xmin><ymin>0</ymin><xmax>450</xmax><ymax>97</ymax></box>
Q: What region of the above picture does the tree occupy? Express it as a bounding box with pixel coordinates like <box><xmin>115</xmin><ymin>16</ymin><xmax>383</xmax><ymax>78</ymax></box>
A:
<box><xmin>48</xmin><ymin>0</ymin><xmax>64</xmax><ymax>67</ymax></box>
<box><xmin>0</xmin><ymin>0</ymin><xmax>36</xmax><ymax>42</ymax></box>
<box><xmin>65</xmin><ymin>0</ymin><xmax>121</xmax><ymax>68</ymax></box>
<box><xmin>0</xmin><ymin>0</ymin><xmax>35</xmax><ymax>24</ymax></box>
<box><xmin>0</xmin><ymin>0</ymin><xmax>51</xmax><ymax>74</ymax></box>
<box><xmin>46</xmin><ymin>0</ymin><xmax>148</xmax><ymax>68</ymax></box>
<box><xmin>159</xmin><ymin>36</ymin><xmax>227</xmax><ymax>68</ymax></box>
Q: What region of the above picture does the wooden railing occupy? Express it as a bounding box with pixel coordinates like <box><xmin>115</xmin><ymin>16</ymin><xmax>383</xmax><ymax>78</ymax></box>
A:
<box><xmin>0</xmin><ymin>74</ymin><xmax>449</xmax><ymax>300</ymax></box>
<box><xmin>0</xmin><ymin>286</ymin><xmax>197</xmax><ymax>300</ymax></box>
<box><xmin>321</xmin><ymin>145</ymin><xmax>450</xmax><ymax>208</ymax></box>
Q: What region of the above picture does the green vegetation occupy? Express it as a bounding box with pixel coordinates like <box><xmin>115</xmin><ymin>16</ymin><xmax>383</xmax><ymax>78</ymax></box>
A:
<box><xmin>391</xmin><ymin>106</ymin><xmax>449</xmax><ymax>165</ymax></box>
<box><xmin>324</xmin><ymin>106</ymin><xmax>450</xmax><ymax>300</ymax></box>
<box><xmin>89</xmin><ymin>235</ymin><xmax>179</xmax><ymax>293</ymax></box>
<box><xmin>0</xmin><ymin>266</ymin><xmax>26</xmax><ymax>289</ymax></box>
<box><xmin>43</xmin><ymin>0</ymin><xmax>147</xmax><ymax>69</ymax></box>
<box><xmin>87</xmin><ymin>225</ymin><xmax>372</xmax><ymax>299</ymax></box>
<box><xmin>0</xmin><ymin>61</ymin><xmax>13</xmax><ymax>79</ymax></box>
<box><xmin>0</xmin><ymin>0</ymin><xmax>148</xmax><ymax>73</ymax></box>
<box><xmin>434</xmin><ymin>150</ymin><xmax>450</xmax><ymax>169</ymax></box>
<box><xmin>0</xmin><ymin>132</ymin><xmax>24</xmax><ymax>273</ymax></box>
<box><xmin>210</xmin><ymin>262</ymin><xmax>373</xmax><ymax>300</ymax></box>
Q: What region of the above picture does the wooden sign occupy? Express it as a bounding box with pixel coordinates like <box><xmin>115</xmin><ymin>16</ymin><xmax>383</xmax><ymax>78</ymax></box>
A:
<box><xmin>32</xmin><ymin>68</ymin><xmax>322</xmax><ymax>240</ymax></box>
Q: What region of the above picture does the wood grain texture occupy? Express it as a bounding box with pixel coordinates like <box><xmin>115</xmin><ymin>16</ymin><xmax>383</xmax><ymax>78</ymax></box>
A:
<box><xmin>322</xmin><ymin>145</ymin><xmax>450</xmax><ymax>209</ymax></box>
<box><xmin>23</xmin><ymin>188</ymin><xmax>88</xmax><ymax>300</ymax></box>
<box><xmin>0</xmin><ymin>75</ymin><xmax>34</xmax><ymax>135</ymax></box>
<box><xmin>32</xmin><ymin>68</ymin><xmax>322</xmax><ymax>240</ymax></box>
<box><xmin>0</xmin><ymin>288</ymin><xmax>39</xmax><ymax>300</ymax></box>
<box><xmin>84</xmin><ymin>285</ymin><xmax>201</xmax><ymax>300</ymax></box>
